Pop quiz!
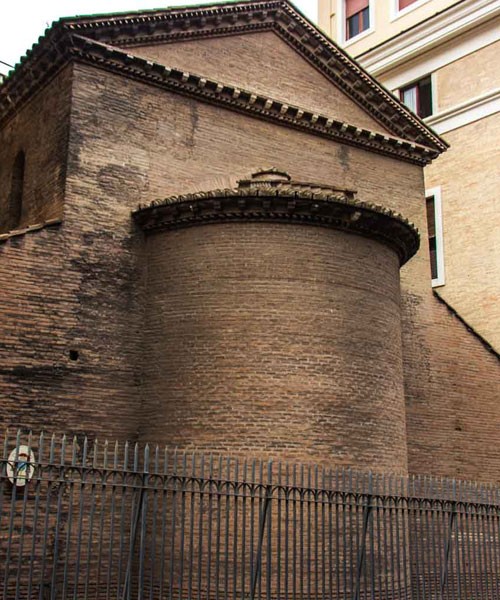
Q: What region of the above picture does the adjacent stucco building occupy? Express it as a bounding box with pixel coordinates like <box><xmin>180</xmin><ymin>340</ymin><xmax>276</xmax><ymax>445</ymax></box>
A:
<box><xmin>319</xmin><ymin>0</ymin><xmax>500</xmax><ymax>350</ymax></box>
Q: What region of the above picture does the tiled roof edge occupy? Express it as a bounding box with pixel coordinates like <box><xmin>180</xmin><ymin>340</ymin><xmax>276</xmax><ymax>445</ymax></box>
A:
<box><xmin>433</xmin><ymin>290</ymin><xmax>500</xmax><ymax>360</ymax></box>
<box><xmin>0</xmin><ymin>32</ymin><xmax>440</xmax><ymax>165</ymax></box>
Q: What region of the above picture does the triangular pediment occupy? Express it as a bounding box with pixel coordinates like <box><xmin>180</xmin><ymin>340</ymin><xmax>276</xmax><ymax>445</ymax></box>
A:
<box><xmin>0</xmin><ymin>0</ymin><xmax>447</xmax><ymax>159</ymax></box>
<box><xmin>120</xmin><ymin>30</ymin><xmax>390</xmax><ymax>135</ymax></box>
<box><xmin>57</xmin><ymin>0</ymin><xmax>446</xmax><ymax>152</ymax></box>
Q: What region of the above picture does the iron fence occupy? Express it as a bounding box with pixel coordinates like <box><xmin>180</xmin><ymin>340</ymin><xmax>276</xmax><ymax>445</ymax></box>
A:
<box><xmin>0</xmin><ymin>430</ymin><xmax>499</xmax><ymax>599</ymax></box>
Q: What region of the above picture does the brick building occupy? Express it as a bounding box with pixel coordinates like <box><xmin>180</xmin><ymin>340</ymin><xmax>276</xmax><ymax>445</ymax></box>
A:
<box><xmin>318</xmin><ymin>0</ymin><xmax>500</xmax><ymax>350</ymax></box>
<box><xmin>0</xmin><ymin>0</ymin><xmax>499</xmax><ymax>483</ymax></box>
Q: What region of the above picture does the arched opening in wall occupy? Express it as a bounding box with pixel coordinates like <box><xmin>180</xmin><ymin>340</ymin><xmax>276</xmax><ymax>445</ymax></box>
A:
<box><xmin>8</xmin><ymin>151</ymin><xmax>25</xmax><ymax>230</ymax></box>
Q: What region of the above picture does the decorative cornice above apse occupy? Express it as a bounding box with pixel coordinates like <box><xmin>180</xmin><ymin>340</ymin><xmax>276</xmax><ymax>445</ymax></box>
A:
<box><xmin>133</xmin><ymin>170</ymin><xmax>420</xmax><ymax>266</ymax></box>
<box><xmin>0</xmin><ymin>0</ymin><xmax>447</xmax><ymax>160</ymax></box>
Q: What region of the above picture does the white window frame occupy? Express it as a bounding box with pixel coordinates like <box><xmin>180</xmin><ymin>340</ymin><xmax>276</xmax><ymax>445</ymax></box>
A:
<box><xmin>390</xmin><ymin>0</ymin><xmax>432</xmax><ymax>22</ymax></box>
<box><xmin>337</xmin><ymin>0</ymin><xmax>375</xmax><ymax>48</ymax></box>
<box><xmin>425</xmin><ymin>186</ymin><xmax>445</xmax><ymax>288</ymax></box>
<box><xmin>430</xmin><ymin>72</ymin><xmax>438</xmax><ymax>116</ymax></box>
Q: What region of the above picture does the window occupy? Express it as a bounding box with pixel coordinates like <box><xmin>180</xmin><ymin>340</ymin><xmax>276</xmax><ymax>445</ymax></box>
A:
<box><xmin>400</xmin><ymin>76</ymin><xmax>433</xmax><ymax>118</ymax></box>
<box><xmin>8</xmin><ymin>151</ymin><xmax>25</xmax><ymax>230</ymax></box>
<box><xmin>425</xmin><ymin>187</ymin><xmax>445</xmax><ymax>287</ymax></box>
<box><xmin>426</xmin><ymin>196</ymin><xmax>438</xmax><ymax>280</ymax></box>
<box><xmin>345</xmin><ymin>0</ymin><xmax>370</xmax><ymax>40</ymax></box>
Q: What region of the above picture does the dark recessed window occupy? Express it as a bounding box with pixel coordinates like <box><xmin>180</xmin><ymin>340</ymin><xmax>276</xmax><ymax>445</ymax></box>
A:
<box><xmin>425</xmin><ymin>188</ymin><xmax>445</xmax><ymax>286</ymax></box>
<box><xmin>346</xmin><ymin>0</ymin><xmax>370</xmax><ymax>40</ymax></box>
<box><xmin>400</xmin><ymin>76</ymin><xmax>433</xmax><ymax>118</ymax></box>
<box><xmin>8</xmin><ymin>151</ymin><xmax>25</xmax><ymax>230</ymax></box>
<box><xmin>426</xmin><ymin>195</ymin><xmax>438</xmax><ymax>280</ymax></box>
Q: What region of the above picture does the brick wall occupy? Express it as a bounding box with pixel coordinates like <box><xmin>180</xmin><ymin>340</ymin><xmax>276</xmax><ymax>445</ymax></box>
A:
<box><xmin>425</xmin><ymin>112</ymin><xmax>500</xmax><ymax>350</ymax></box>
<box><xmin>124</xmin><ymin>31</ymin><xmax>391</xmax><ymax>135</ymax></box>
<box><xmin>0</xmin><ymin>65</ymin><xmax>145</xmax><ymax>440</ymax></box>
<box><xmin>405</xmin><ymin>292</ymin><xmax>500</xmax><ymax>481</ymax></box>
<box><xmin>0</xmin><ymin>49</ymin><xmax>498</xmax><ymax>480</ymax></box>
<box><xmin>0</xmin><ymin>66</ymin><xmax>77</xmax><ymax>433</ymax></box>
<box><xmin>436</xmin><ymin>40</ymin><xmax>499</xmax><ymax>111</ymax></box>
<box><xmin>142</xmin><ymin>223</ymin><xmax>407</xmax><ymax>470</ymax></box>
<box><xmin>0</xmin><ymin>66</ymin><xmax>71</xmax><ymax>231</ymax></box>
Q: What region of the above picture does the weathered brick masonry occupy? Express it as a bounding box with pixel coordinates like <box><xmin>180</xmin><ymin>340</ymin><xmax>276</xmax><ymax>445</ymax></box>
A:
<box><xmin>141</xmin><ymin>221</ymin><xmax>407</xmax><ymax>468</ymax></box>
<box><xmin>135</xmin><ymin>169</ymin><xmax>417</xmax><ymax>471</ymax></box>
<box><xmin>0</xmin><ymin>0</ymin><xmax>498</xmax><ymax>481</ymax></box>
<box><xmin>0</xmin><ymin>64</ymin><xmax>145</xmax><ymax>441</ymax></box>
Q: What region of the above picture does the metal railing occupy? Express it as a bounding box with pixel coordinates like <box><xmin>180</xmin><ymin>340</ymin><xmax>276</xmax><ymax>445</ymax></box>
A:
<box><xmin>0</xmin><ymin>430</ymin><xmax>499</xmax><ymax>599</ymax></box>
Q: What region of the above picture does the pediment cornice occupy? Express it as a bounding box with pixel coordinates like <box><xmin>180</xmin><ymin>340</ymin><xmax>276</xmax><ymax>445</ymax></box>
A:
<box><xmin>58</xmin><ymin>0</ymin><xmax>446</xmax><ymax>152</ymax></box>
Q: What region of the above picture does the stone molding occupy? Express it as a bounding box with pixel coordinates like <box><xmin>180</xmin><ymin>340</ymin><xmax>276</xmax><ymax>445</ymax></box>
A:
<box><xmin>0</xmin><ymin>0</ymin><xmax>447</xmax><ymax>157</ymax></box>
<box><xmin>358</xmin><ymin>0</ymin><xmax>500</xmax><ymax>75</ymax></box>
<box><xmin>425</xmin><ymin>88</ymin><xmax>500</xmax><ymax>134</ymax></box>
<box><xmin>0</xmin><ymin>218</ymin><xmax>62</xmax><ymax>243</ymax></box>
<box><xmin>0</xmin><ymin>32</ymin><xmax>440</xmax><ymax>165</ymax></box>
<box><xmin>133</xmin><ymin>174</ymin><xmax>420</xmax><ymax>266</ymax></box>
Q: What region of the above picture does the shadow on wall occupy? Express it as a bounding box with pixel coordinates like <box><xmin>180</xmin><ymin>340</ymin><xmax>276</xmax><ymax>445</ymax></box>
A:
<box><xmin>2</xmin><ymin>149</ymin><xmax>25</xmax><ymax>233</ymax></box>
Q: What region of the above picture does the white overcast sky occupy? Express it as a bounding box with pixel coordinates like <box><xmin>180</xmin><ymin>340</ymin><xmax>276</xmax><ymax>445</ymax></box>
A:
<box><xmin>0</xmin><ymin>0</ymin><xmax>318</xmax><ymax>75</ymax></box>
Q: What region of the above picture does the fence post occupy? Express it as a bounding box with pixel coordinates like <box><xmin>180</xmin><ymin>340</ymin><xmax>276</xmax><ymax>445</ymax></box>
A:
<box><xmin>122</xmin><ymin>445</ymin><xmax>148</xmax><ymax>600</ymax></box>
<box><xmin>251</xmin><ymin>461</ymin><xmax>273</xmax><ymax>600</ymax></box>
<box><xmin>354</xmin><ymin>493</ymin><xmax>373</xmax><ymax>600</ymax></box>
<box><xmin>440</xmin><ymin>501</ymin><xmax>457</xmax><ymax>598</ymax></box>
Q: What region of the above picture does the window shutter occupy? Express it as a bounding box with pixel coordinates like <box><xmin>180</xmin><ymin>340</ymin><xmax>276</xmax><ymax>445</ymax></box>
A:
<box><xmin>345</xmin><ymin>0</ymin><xmax>369</xmax><ymax>18</ymax></box>
<box><xmin>399</xmin><ymin>0</ymin><xmax>418</xmax><ymax>9</ymax></box>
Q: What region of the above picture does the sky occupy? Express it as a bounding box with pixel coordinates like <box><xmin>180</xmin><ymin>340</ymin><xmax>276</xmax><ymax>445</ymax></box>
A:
<box><xmin>0</xmin><ymin>0</ymin><xmax>318</xmax><ymax>76</ymax></box>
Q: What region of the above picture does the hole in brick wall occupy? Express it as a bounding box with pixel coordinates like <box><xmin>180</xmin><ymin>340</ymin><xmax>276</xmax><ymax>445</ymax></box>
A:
<box><xmin>69</xmin><ymin>350</ymin><xmax>79</xmax><ymax>361</ymax></box>
<box><xmin>455</xmin><ymin>426</ymin><xmax>462</xmax><ymax>432</ymax></box>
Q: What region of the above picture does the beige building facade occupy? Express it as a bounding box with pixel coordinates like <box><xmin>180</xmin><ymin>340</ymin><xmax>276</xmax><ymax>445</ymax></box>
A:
<box><xmin>319</xmin><ymin>0</ymin><xmax>500</xmax><ymax>350</ymax></box>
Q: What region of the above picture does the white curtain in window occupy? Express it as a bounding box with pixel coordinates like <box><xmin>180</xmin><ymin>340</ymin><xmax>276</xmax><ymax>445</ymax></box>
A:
<box><xmin>402</xmin><ymin>86</ymin><xmax>418</xmax><ymax>113</ymax></box>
